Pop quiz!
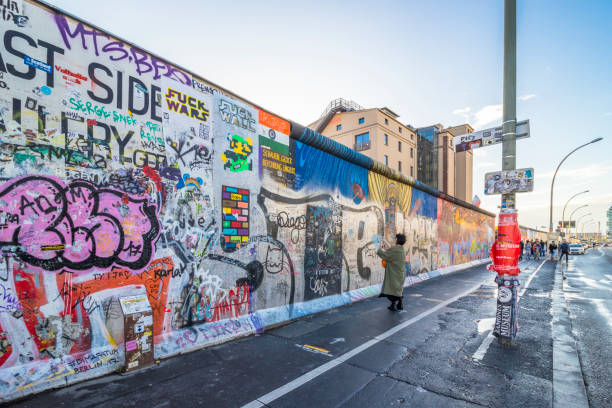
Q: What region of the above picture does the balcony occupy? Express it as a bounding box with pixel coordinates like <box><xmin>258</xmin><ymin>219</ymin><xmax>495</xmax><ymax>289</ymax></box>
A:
<box><xmin>354</xmin><ymin>141</ymin><xmax>371</xmax><ymax>151</ymax></box>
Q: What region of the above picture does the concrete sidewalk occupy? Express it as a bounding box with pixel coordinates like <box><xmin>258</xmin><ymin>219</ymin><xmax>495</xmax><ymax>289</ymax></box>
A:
<box><xmin>7</xmin><ymin>260</ymin><xmax>580</xmax><ymax>408</ymax></box>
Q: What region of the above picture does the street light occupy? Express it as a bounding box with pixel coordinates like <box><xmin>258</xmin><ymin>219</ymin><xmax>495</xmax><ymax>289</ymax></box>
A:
<box><xmin>574</xmin><ymin>212</ymin><xmax>592</xmax><ymax>238</ymax></box>
<box><xmin>562</xmin><ymin>190</ymin><xmax>589</xmax><ymax>236</ymax></box>
<box><xmin>582</xmin><ymin>220</ymin><xmax>598</xmax><ymax>238</ymax></box>
<box><xmin>580</xmin><ymin>219</ymin><xmax>595</xmax><ymax>237</ymax></box>
<box><xmin>569</xmin><ymin>204</ymin><xmax>589</xmax><ymax>237</ymax></box>
<box><xmin>570</xmin><ymin>213</ymin><xmax>593</xmax><ymax>238</ymax></box>
<box><xmin>548</xmin><ymin>137</ymin><xmax>603</xmax><ymax>232</ymax></box>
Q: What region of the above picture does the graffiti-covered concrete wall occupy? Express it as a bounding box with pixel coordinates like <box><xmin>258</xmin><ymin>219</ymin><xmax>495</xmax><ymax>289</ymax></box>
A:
<box><xmin>0</xmin><ymin>0</ymin><xmax>495</xmax><ymax>401</ymax></box>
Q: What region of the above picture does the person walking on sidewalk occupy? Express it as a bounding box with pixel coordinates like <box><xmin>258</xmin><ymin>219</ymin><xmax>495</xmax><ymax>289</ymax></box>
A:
<box><xmin>549</xmin><ymin>241</ymin><xmax>556</xmax><ymax>261</ymax></box>
<box><xmin>519</xmin><ymin>240</ymin><xmax>524</xmax><ymax>261</ymax></box>
<box><xmin>560</xmin><ymin>239</ymin><xmax>570</xmax><ymax>264</ymax></box>
<box><xmin>533</xmin><ymin>240</ymin><xmax>540</xmax><ymax>261</ymax></box>
<box><xmin>525</xmin><ymin>240</ymin><xmax>532</xmax><ymax>260</ymax></box>
<box><xmin>377</xmin><ymin>233</ymin><xmax>407</xmax><ymax>311</ymax></box>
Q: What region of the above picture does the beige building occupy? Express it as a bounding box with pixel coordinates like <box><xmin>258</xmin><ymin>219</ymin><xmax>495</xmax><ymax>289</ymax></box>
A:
<box><xmin>446</xmin><ymin>124</ymin><xmax>474</xmax><ymax>202</ymax></box>
<box><xmin>309</xmin><ymin>99</ymin><xmax>418</xmax><ymax>179</ymax></box>
<box><xmin>309</xmin><ymin>99</ymin><xmax>474</xmax><ymax>204</ymax></box>
<box><xmin>415</xmin><ymin>123</ymin><xmax>474</xmax><ymax>203</ymax></box>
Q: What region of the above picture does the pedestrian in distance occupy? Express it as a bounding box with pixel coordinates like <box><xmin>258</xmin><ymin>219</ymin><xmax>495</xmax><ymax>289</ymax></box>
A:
<box><xmin>533</xmin><ymin>240</ymin><xmax>540</xmax><ymax>261</ymax></box>
<box><xmin>377</xmin><ymin>233</ymin><xmax>407</xmax><ymax>312</ymax></box>
<box><xmin>560</xmin><ymin>239</ymin><xmax>570</xmax><ymax>265</ymax></box>
<box><xmin>519</xmin><ymin>240</ymin><xmax>524</xmax><ymax>261</ymax></box>
<box><xmin>549</xmin><ymin>241</ymin><xmax>555</xmax><ymax>261</ymax></box>
<box><xmin>525</xmin><ymin>240</ymin><xmax>532</xmax><ymax>260</ymax></box>
<box><xmin>541</xmin><ymin>241</ymin><xmax>546</xmax><ymax>258</ymax></box>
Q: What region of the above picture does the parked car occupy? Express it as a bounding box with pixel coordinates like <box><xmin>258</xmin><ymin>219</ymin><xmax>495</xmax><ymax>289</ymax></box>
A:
<box><xmin>569</xmin><ymin>244</ymin><xmax>585</xmax><ymax>255</ymax></box>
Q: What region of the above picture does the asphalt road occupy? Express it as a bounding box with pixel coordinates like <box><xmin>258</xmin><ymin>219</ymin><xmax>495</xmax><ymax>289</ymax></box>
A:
<box><xmin>8</xmin><ymin>259</ymin><xmax>557</xmax><ymax>407</ymax></box>
<box><xmin>562</xmin><ymin>246</ymin><xmax>612</xmax><ymax>408</ymax></box>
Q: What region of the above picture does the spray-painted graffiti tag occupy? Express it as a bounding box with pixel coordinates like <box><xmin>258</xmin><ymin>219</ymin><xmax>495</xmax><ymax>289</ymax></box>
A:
<box><xmin>0</xmin><ymin>176</ymin><xmax>160</xmax><ymax>273</ymax></box>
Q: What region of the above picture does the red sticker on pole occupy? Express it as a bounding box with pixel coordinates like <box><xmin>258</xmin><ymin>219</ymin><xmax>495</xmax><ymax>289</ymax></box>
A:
<box><xmin>488</xmin><ymin>210</ymin><xmax>521</xmax><ymax>276</ymax></box>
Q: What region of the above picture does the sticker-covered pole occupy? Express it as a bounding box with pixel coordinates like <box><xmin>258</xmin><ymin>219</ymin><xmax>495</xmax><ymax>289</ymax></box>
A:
<box><xmin>494</xmin><ymin>0</ymin><xmax>520</xmax><ymax>347</ymax></box>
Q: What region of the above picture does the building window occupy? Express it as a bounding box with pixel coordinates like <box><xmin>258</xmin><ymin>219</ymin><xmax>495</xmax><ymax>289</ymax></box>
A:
<box><xmin>384</xmin><ymin>155</ymin><xmax>388</xmax><ymax>166</ymax></box>
<box><xmin>398</xmin><ymin>141</ymin><xmax>402</xmax><ymax>152</ymax></box>
<box><xmin>410</xmin><ymin>166</ymin><xmax>414</xmax><ymax>177</ymax></box>
<box><xmin>411</xmin><ymin>134</ymin><xmax>414</xmax><ymax>140</ymax></box>
<box><xmin>399</xmin><ymin>127</ymin><xmax>402</xmax><ymax>133</ymax></box>
<box><xmin>385</xmin><ymin>118</ymin><xmax>389</xmax><ymax>125</ymax></box>
<box><xmin>410</xmin><ymin>147</ymin><xmax>414</xmax><ymax>158</ymax></box>
<box><xmin>354</xmin><ymin>132</ymin><xmax>370</xmax><ymax>151</ymax></box>
<box><xmin>384</xmin><ymin>134</ymin><xmax>388</xmax><ymax>145</ymax></box>
<box><xmin>398</xmin><ymin>161</ymin><xmax>402</xmax><ymax>172</ymax></box>
<box><xmin>336</xmin><ymin>124</ymin><xmax>342</xmax><ymax>131</ymax></box>
<box><xmin>358</xmin><ymin>117</ymin><xmax>365</xmax><ymax>124</ymax></box>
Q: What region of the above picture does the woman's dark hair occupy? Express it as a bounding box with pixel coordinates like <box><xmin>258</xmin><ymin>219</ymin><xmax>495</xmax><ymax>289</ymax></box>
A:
<box><xmin>396</xmin><ymin>233</ymin><xmax>406</xmax><ymax>246</ymax></box>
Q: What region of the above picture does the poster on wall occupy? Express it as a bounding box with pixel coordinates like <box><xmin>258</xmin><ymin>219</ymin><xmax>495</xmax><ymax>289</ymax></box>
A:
<box><xmin>258</xmin><ymin>109</ymin><xmax>295</xmax><ymax>189</ymax></box>
<box><xmin>303</xmin><ymin>205</ymin><xmax>343</xmax><ymax>300</ymax></box>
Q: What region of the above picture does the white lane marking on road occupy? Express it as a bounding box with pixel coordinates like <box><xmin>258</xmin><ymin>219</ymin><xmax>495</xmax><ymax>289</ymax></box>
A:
<box><xmin>472</xmin><ymin>259</ymin><xmax>547</xmax><ymax>362</ymax></box>
<box><xmin>519</xmin><ymin>259</ymin><xmax>547</xmax><ymax>298</ymax></box>
<box><xmin>472</xmin><ymin>334</ymin><xmax>496</xmax><ymax>361</ymax></box>
<box><xmin>592</xmin><ymin>299</ymin><xmax>612</xmax><ymax>330</ymax></box>
<box><xmin>242</xmin><ymin>280</ymin><xmax>487</xmax><ymax>408</ymax></box>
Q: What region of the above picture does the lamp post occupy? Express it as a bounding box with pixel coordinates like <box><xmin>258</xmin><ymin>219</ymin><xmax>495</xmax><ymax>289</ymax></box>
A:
<box><xmin>561</xmin><ymin>190</ymin><xmax>589</xmax><ymax>236</ymax></box>
<box><xmin>583</xmin><ymin>220</ymin><xmax>597</xmax><ymax>236</ymax></box>
<box><xmin>580</xmin><ymin>219</ymin><xmax>594</xmax><ymax>239</ymax></box>
<box><xmin>548</xmin><ymin>137</ymin><xmax>603</xmax><ymax>233</ymax></box>
<box><xmin>575</xmin><ymin>213</ymin><xmax>592</xmax><ymax>239</ymax></box>
<box><xmin>568</xmin><ymin>204</ymin><xmax>589</xmax><ymax>238</ymax></box>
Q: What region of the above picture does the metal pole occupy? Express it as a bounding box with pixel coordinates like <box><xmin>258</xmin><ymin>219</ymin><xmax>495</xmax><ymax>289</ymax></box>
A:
<box><xmin>562</xmin><ymin>190</ymin><xmax>589</xmax><ymax>236</ymax></box>
<box><xmin>501</xmin><ymin>0</ymin><xmax>517</xmax><ymax>210</ymax></box>
<box><xmin>493</xmin><ymin>0</ymin><xmax>518</xmax><ymax>348</ymax></box>
<box><xmin>548</xmin><ymin>137</ymin><xmax>603</xmax><ymax>232</ymax></box>
<box><xmin>569</xmin><ymin>205</ymin><xmax>589</xmax><ymax>238</ymax></box>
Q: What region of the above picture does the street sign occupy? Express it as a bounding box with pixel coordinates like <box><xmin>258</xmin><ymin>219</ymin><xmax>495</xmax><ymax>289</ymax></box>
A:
<box><xmin>453</xmin><ymin>119</ymin><xmax>530</xmax><ymax>152</ymax></box>
<box><xmin>558</xmin><ymin>221</ymin><xmax>576</xmax><ymax>228</ymax></box>
<box><xmin>484</xmin><ymin>168</ymin><xmax>534</xmax><ymax>195</ymax></box>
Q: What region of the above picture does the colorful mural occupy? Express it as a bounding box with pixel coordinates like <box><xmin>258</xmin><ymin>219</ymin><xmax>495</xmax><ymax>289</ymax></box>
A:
<box><xmin>0</xmin><ymin>0</ymin><xmax>495</xmax><ymax>402</ymax></box>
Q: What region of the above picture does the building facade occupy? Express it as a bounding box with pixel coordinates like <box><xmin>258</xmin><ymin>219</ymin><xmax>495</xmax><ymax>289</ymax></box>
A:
<box><xmin>607</xmin><ymin>205</ymin><xmax>612</xmax><ymax>238</ymax></box>
<box><xmin>415</xmin><ymin>123</ymin><xmax>473</xmax><ymax>202</ymax></box>
<box><xmin>446</xmin><ymin>124</ymin><xmax>474</xmax><ymax>203</ymax></box>
<box><xmin>310</xmin><ymin>99</ymin><xmax>474</xmax><ymax>203</ymax></box>
<box><xmin>310</xmin><ymin>100</ymin><xmax>418</xmax><ymax>179</ymax></box>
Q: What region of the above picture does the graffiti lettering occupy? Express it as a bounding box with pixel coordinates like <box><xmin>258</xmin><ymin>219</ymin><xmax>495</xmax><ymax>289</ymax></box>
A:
<box><xmin>0</xmin><ymin>175</ymin><xmax>160</xmax><ymax>273</ymax></box>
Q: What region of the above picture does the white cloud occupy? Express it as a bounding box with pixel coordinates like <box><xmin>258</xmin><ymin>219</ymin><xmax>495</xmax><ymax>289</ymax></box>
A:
<box><xmin>473</xmin><ymin>104</ymin><xmax>502</xmax><ymax>129</ymax></box>
<box><xmin>452</xmin><ymin>106</ymin><xmax>471</xmax><ymax>122</ymax></box>
<box><xmin>602</xmin><ymin>112</ymin><xmax>612</xmax><ymax>117</ymax></box>
<box><xmin>538</xmin><ymin>163</ymin><xmax>612</xmax><ymax>181</ymax></box>
<box><xmin>518</xmin><ymin>94</ymin><xmax>536</xmax><ymax>101</ymax></box>
<box><xmin>475</xmin><ymin>161</ymin><xmax>496</xmax><ymax>169</ymax></box>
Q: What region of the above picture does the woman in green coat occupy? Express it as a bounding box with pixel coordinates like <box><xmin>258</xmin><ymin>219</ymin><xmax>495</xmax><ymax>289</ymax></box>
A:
<box><xmin>377</xmin><ymin>233</ymin><xmax>407</xmax><ymax>311</ymax></box>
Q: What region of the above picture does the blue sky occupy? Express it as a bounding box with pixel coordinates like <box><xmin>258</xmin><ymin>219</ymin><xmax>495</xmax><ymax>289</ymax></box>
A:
<box><xmin>48</xmin><ymin>0</ymin><xmax>612</xmax><ymax>233</ymax></box>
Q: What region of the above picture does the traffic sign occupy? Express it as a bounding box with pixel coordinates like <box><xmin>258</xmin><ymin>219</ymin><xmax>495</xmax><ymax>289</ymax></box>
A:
<box><xmin>484</xmin><ymin>168</ymin><xmax>534</xmax><ymax>195</ymax></box>
<box><xmin>453</xmin><ymin>120</ymin><xmax>530</xmax><ymax>152</ymax></box>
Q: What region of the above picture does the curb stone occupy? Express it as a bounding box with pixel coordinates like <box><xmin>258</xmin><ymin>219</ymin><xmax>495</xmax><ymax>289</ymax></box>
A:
<box><xmin>552</xmin><ymin>261</ymin><xmax>589</xmax><ymax>408</ymax></box>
